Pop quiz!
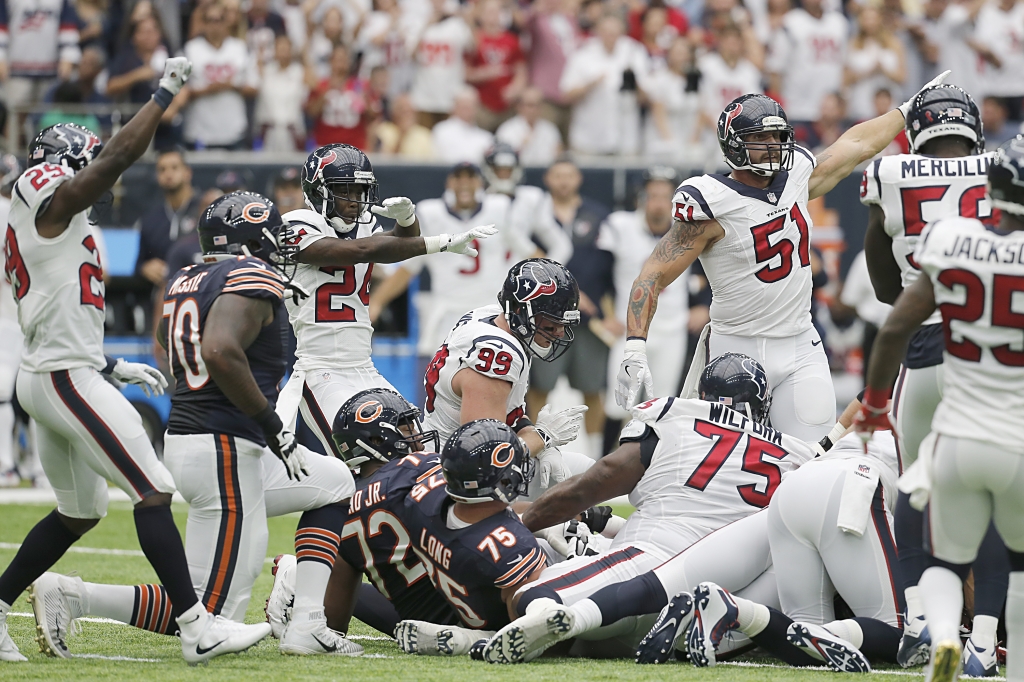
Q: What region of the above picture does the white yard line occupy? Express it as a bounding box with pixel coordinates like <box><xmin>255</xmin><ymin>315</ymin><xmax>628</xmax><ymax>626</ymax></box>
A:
<box><xmin>0</xmin><ymin>541</ymin><xmax>277</xmax><ymax>564</ymax></box>
<box><xmin>74</xmin><ymin>653</ymin><xmax>163</xmax><ymax>662</ymax></box>
<box><xmin>11</xmin><ymin>612</ymin><xmax>124</xmax><ymax>625</ymax></box>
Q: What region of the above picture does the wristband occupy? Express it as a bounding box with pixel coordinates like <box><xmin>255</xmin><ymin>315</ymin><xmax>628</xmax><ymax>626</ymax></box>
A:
<box><xmin>253</xmin><ymin>403</ymin><xmax>283</xmax><ymax>434</ymax></box>
<box><xmin>423</xmin><ymin>234</ymin><xmax>447</xmax><ymax>255</ymax></box>
<box><xmin>152</xmin><ymin>86</ymin><xmax>174</xmax><ymax>110</ymax></box>
<box><xmin>101</xmin><ymin>355</ymin><xmax>118</xmax><ymax>375</ymax></box>
<box><xmin>624</xmin><ymin>338</ymin><xmax>647</xmax><ymax>354</ymax></box>
<box><xmin>861</xmin><ymin>386</ymin><xmax>891</xmax><ymax>411</ymax></box>
<box><xmin>821</xmin><ymin>420</ymin><xmax>847</xmax><ymax>451</ymax></box>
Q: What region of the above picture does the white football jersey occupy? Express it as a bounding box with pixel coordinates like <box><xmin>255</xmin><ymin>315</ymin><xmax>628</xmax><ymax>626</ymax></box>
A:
<box><xmin>4</xmin><ymin>164</ymin><xmax>105</xmax><ymax>372</ymax></box>
<box><xmin>0</xmin><ymin>196</ymin><xmax>16</xmax><ymax>325</ymax></box>
<box><xmin>282</xmin><ymin>208</ymin><xmax>384</xmax><ymax>371</ymax></box>
<box><xmin>916</xmin><ymin>217</ymin><xmax>1024</xmax><ymax>449</ymax></box>
<box><xmin>407</xmin><ymin>194</ymin><xmax>513</xmax><ymax>355</ymax></box>
<box><xmin>861</xmin><ymin>152</ymin><xmax>994</xmax><ymax>325</ymax></box>
<box><xmin>675</xmin><ymin>146</ymin><xmax>816</xmax><ymax>337</ymax></box>
<box><xmin>697</xmin><ymin>52</ymin><xmax>762</xmax><ymax>123</ymax></box>
<box><xmin>420</xmin><ymin>304</ymin><xmax>530</xmax><ymax>445</ymax></box>
<box><xmin>613</xmin><ymin>396</ymin><xmax>815</xmax><ymax>557</ymax></box>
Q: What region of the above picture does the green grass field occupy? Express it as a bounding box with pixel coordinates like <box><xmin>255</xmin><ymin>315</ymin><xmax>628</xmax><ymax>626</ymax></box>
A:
<box><xmin>0</xmin><ymin>501</ymin><xmax>937</xmax><ymax>681</ymax></box>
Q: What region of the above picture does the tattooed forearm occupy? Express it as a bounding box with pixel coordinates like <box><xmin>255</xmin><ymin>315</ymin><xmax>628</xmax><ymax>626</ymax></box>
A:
<box><xmin>628</xmin><ymin>273</ymin><xmax>660</xmax><ymax>338</ymax></box>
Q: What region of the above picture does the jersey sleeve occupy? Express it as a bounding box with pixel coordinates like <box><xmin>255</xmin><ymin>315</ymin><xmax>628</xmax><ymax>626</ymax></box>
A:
<box><xmin>673</xmin><ymin>181</ymin><xmax>715</xmax><ymax>223</ymax></box>
<box><xmin>13</xmin><ymin>164</ymin><xmax>74</xmax><ymax>218</ymax></box>
<box><xmin>790</xmin><ymin>145</ymin><xmax>818</xmax><ymax>187</ymax></box>
<box><xmin>860</xmin><ymin>158</ymin><xmax>882</xmax><ymax>206</ymax></box>
<box><xmin>222</xmin><ymin>258</ymin><xmax>286</xmax><ymax>301</ymax></box>
<box><xmin>459</xmin><ymin>333</ymin><xmax>527</xmax><ymax>385</ymax></box>
<box><xmin>281</xmin><ymin>209</ymin><xmax>331</xmax><ymax>251</ymax></box>
<box><xmin>913</xmin><ymin>218</ymin><xmax>955</xmax><ymax>278</ymax></box>
<box><xmin>490</xmin><ymin>527</ymin><xmax>546</xmax><ymax>590</ymax></box>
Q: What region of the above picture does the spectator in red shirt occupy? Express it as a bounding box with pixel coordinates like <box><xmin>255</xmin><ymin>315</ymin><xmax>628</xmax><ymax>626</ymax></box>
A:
<box><xmin>629</xmin><ymin>0</ymin><xmax>688</xmax><ymax>59</ymax></box>
<box><xmin>306</xmin><ymin>43</ymin><xmax>371</xmax><ymax>149</ymax></box>
<box><xmin>524</xmin><ymin>0</ymin><xmax>580</xmax><ymax>143</ymax></box>
<box><xmin>466</xmin><ymin>0</ymin><xmax>527</xmax><ymax>131</ymax></box>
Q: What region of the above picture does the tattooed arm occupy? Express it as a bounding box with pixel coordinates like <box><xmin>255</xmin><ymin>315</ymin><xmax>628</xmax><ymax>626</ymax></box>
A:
<box><xmin>626</xmin><ymin>218</ymin><xmax>724</xmax><ymax>338</ymax></box>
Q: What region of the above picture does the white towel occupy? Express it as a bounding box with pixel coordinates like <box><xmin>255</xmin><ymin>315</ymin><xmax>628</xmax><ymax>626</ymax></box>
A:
<box><xmin>897</xmin><ymin>431</ymin><xmax>937</xmax><ymax>511</ymax></box>
<box><xmin>275</xmin><ymin>369</ymin><xmax>306</xmax><ymax>430</ymax></box>
<box><xmin>679</xmin><ymin>322</ymin><xmax>712</xmax><ymax>399</ymax></box>
<box><xmin>837</xmin><ymin>459</ymin><xmax>880</xmax><ymax>536</ymax></box>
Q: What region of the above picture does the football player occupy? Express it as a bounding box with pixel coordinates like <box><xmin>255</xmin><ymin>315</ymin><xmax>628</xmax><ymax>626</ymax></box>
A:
<box><xmin>0</xmin><ymin>59</ymin><xmax>273</xmax><ymax>666</ymax></box>
<box><xmin>855</xmin><ymin>137</ymin><xmax>1024</xmax><ymax>682</ymax></box>
<box><xmin>420</xmin><ymin>258</ymin><xmax>589</xmax><ymax>493</ymax></box>
<box><xmin>861</xmin><ymin>84</ymin><xmax>1008</xmax><ymax>673</ymax></box>
<box><xmin>617</xmin><ymin>73</ymin><xmax>952</xmax><ymax>441</ymax></box>
<box><xmin>276</xmin><ymin>144</ymin><xmax>496</xmax><ymax>457</ymax></box>
<box><xmin>482</xmin><ymin>354</ymin><xmax>817</xmax><ymax>664</ymax></box>
<box><xmin>0</xmin><ymin>154</ymin><xmax>23</xmax><ymax>486</ymax></box>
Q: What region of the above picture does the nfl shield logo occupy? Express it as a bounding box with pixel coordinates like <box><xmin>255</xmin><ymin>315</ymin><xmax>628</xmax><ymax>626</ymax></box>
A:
<box><xmin>767</xmin><ymin>192</ymin><xmax>777</xmax><ymax>203</ymax></box>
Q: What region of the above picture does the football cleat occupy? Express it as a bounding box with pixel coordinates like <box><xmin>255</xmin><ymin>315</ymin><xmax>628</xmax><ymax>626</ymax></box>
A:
<box><xmin>483</xmin><ymin>598</ymin><xmax>574</xmax><ymax>664</ymax></box>
<box><xmin>394</xmin><ymin>620</ymin><xmax>491</xmax><ymax>656</ymax></box>
<box><xmin>0</xmin><ymin>617</ymin><xmax>27</xmax><ymax>662</ymax></box>
<box><xmin>786</xmin><ymin>622</ymin><xmax>871</xmax><ymax>673</ymax></box>
<box><xmin>928</xmin><ymin>639</ymin><xmax>963</xmax><ymax>682</ymax></box>
<box><xmin>28</xmin><ymin>572</ymin><xmax>85</xmax><ymax>658</ymax></box>
<box><xmin>635</xmin><ymin>592</ymin><xmax>694</xmax><ymax>664</ymax></box>
<box><xmin>962</xmin><ymin>638</ymin><xmax>998</xmax><ymax>677</ymax></box>
<box><xmin>687</xmin><ymin>582</ymin><xmax>739</xmax><ymax>668</ymax></box>
<box><xmin>897</xmin><ymin>615</ymin><xmax>931</xmax><ymax>668</ymax></box>
<box><xmin>469</xmin><ymin>638</ymin><xmax>487</xmax><ymax>661</ymax></box>
<box><xmin>279</xmin><ymin>609</ymin><xmax>363</xmax><ymax>656</ymax></box>
<box><xmin>177</xmin><ymin>607</ymin><xmax>271</xmax><ymax>665</ymax></box>
<box><xmin>265</xmin><ymin>554</ymin><xmax>296</xmax><ymax>639</ymax></box>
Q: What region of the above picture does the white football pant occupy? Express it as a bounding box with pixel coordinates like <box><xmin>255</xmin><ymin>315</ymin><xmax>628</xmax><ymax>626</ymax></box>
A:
<box><xmin>605</xmin><ymin>321</ymin><xmax>688</xmax><ymax>420</ymax></box>
<box><xmin>892</xmin><ymin>364</ymin><xmax>942</xmax><ymax>472</ymax></box>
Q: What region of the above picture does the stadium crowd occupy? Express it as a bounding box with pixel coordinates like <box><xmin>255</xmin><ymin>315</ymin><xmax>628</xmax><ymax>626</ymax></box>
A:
<box><xmin>4</xmin><ymin>0</ymin><xmax>1024</xmax><ymax>160</ymax></box>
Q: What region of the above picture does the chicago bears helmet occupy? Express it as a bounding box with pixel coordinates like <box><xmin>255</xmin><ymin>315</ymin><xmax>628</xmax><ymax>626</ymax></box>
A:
<box><xmin>28</xmin><ymin>123</ymin><xmax>103</xmax><ymax>171</ymax></box>
<box><xmin>717</xmin><ymin>94</ymin><xmax>795</xmax><ymax>176</ymax></box>
<box><xmin>906</xmin><ymin>84</ymin><xmax>984</xmax><ymax>154</ymax></box>
<box><xmin>332</xmin><ymin>388</ymin><xmax>440</xmax><ymax>469</ymax></box>
<box><xmin>483</xmin><ymin>142</ymin><xmax>522</xmax><ymax>195</ymax></box>
<box><xmin>441</xmin><ymin>419</ymin><xmax>533</xmax><ymax>504</ymax></box>
<box><xmin>301</xmin><ymin>143</ymin><xmax>380</xmax><ymax>232</ymax></box>
<box><xmin>198</xmin><ymin>191</ymin><xmax>297</xmax><ymax>281</ymax></box>
<box><xmin>988</xmin><ymin>135</ymin><xmax>1024</xmax><ymax>216</ymax></box>
<box><xmin>699</xmin><ymin>353</ymin><xmax>772</xmax><ymax>426</ymax></box>
<box><xmin>498</xmin><ymin>258</ymin><xmax>581</xmax><ymax>361</ymax></box>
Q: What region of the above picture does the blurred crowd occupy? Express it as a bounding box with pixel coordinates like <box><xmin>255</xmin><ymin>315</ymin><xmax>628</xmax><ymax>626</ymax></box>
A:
<box><xmin>4</xmin><ymin>0</ymin><xmax>1024</xmax><ymax>161</ymax></box>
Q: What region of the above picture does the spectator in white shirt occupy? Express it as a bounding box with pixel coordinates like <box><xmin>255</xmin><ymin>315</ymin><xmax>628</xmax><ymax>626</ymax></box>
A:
<box><xmin>843</xmin><ymin>6</ymin><xmax>906</xmax><ymax>121</ymax></box>
<box><xmin>182</xmin><ymin>2</ymin><xmax>259</xmax><ymax>149</ymax></box>
<box><xmin>495</xmin><ymin>87</ymin><xmax>563</xmax><ymax>166</ymax></box>
<box><xmin>431</xmin><ymin>87</ymin><xmax>495</xmax><ymax>163</ymax></box>
<box><xmin>559</xmin><ymin>13</ymin><xmax>650</xmax><ymax>155</ymax></box>
<box><xmin>255</xmin><ymin>34</ymin><xmax>308</xmax><ymax>151</ymax></box>
<box><xmin>409</xmin><ymin>0</ymin><xmax>474</xmax><ymax>127</ymax></box>
<box><xmin>357</xmin><ymin>0</ymin><xmax>422</xmax><ymax>94</ymax></box>
<box><xmin>307</xmin><ymin>6</ymin><xmax>350</xmax><ymax>81</ymax></box>
<box><xmin>697</xmin><ymin>25</ymin><xmax>762</xmax><ymax>130</ymax></box>
<box><xmin>643</xmin><ymin>36</ymin><xmax>701</xmax><ymax>166</ymax></box>
<box><xmin>974</xmin><ymin>0</ymin><xmax>1024</xmax><ymax>119</ymax></box>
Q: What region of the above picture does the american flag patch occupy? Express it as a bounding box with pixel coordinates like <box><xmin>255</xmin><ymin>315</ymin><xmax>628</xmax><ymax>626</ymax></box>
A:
<box><xmin>947</xmin><ymin>107</ymin><xmax>963</xmax><ymax>117</ymax></box>
<box><xmin>718</xmin><ymin>397</ymin><xmax>733</xmax><ymax>405</ymax></box>
<box><xmin>213</xmin><ymin>235</ymin><xmax>227</xmax><ymax>245</ymax></box>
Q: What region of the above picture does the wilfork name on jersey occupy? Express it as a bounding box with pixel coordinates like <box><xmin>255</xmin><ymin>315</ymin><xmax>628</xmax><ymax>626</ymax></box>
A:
<box><xmin>705</xmin><ymin>402</ymin><xmax>782</xmax><ymax>445</ymax></box>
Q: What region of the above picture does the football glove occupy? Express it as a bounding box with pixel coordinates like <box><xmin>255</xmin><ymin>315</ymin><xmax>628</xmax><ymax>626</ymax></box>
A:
<box><xmin>580</xmin><ymin>505</ymin><xmax>613</xmax><ymax>534</ymax></box>
<box><xmin>535</xmin><ymin>446</ymin><xmax>568</xmax><ymax>490</ymax></box>
<box><xmin>111</xmin><ymin>359</ymin><xmax>168</xmax><ymax>398</ymax></box>
<box><xmin>158</xmin><ymin>57</ymin><xmax>191</xmax><ymax>95</ymax></box>
<box><xmin>898</xmin><ymin>70</ymin><xmax>951</xmax><ymax>118</ymax></box>
<box><xmin>563</xmin><ymin>519</ymin><xmax>612</xmax><ymax>559</ymax></box>
<box><xmin>370</xmin><ymin>196</ymin><xmax>417</xmax><ymax>227</ymax></box>
<box><xmin>615</xmin><ymin>338</ymin><xmax>654</xmax><ymax>409</ymax></box>
<box><xmin>255</xmin><ymin>405</ymin><xmax>308</xmax><ymax>480</ymax></box>
<box><xmin>424</xmin><ymin>224</ymin><xmax>498</xmax><ymax>256</ymax></box>
<box><xmin>535</xmin><ymin>404</ymin><xmax>588</xmax><ymax>448</ymax></box>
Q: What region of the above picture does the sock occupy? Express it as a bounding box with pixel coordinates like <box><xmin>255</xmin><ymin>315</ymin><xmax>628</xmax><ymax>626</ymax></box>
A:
<box><xmin>824</xmin><ymin>618</ymin><xmax>863</xmax><ymax>647</ymax></box>
<box><xmin>351</xmin><ymin>583</ymin><xmax>401</xmax><ymax>636</ymax></box>
<box><xmin>894</xmin><ymin>492</ymin><xmax>930</xmax><ymax>592</ymax></box>
<box><xmin>1005</xmin><ymin>572</ymin><xmax>1024</xmax><ymax>682</ymax></box>
<box><xmin>134</xmin><ymin>505</ymin><xmax>198</xmax><ymax>616</ymax></box>
<box><xmin>970</xmin><ymin>614</ymin><xmax>999</xmax><ymax>651</ymax></box>
<box><xmin>750</xmin><ymin>607</ymin><xmax>819</xmax><ymax>667</ymax></box>
<box><xmin>732</xmin><ymin>594</ymin><xmax>771</xmax><ymax>636</ymax></box>
<box><xmin>87</xmin><ymin>582</ymin><xmax>176</xmax><ymax>635</ymax></box>
<box><xmin>292</xmin><ymin>506</ymin><xmax>344</xmax><ymax>618</ymax></box>
<box><xmin>0</xmin><ymin>510</ymin><xmax>80</xmax><ymax>605</ymax></box>
<box><xmin>904</xmin><ymin>585</ymin><xmax>924</xmax><ymax>622</ymax></box>
<box><xmin>588</xmin><ymin>572</ymin><xmax>668</xmax><ymax>626</ymax></box>
<box><xmin>852</xmin><ymin>617</ymin><xmax>901</xmax><ymax>663</ymax></box>
<box><xmin>919</xmin><ymin>566</ymin><xmax>964</xmax><ymax>644</ymax></box>
<box><xmin>567</xmin><ymin>598</ymin><xmax>602</xmax><ymax>637</ymax></box>
<box><xmin>973</xmin><ymin>524</ymin><xmax>1010</xmax><ymax>618</ymax></box>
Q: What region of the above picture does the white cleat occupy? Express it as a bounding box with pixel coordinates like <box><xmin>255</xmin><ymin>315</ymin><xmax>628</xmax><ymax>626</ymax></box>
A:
<box><xmin>688</xmin><ymin>582</ymin><xmax>740</xmax><ymax>668</ymax></box>
<box><xmin>177</xmin><ymin>605</ymin><xmax>271</xmax><ymax>665</ymax></box>
<box><xmin>0</xmin><ymin>618</ymin><xmax>27</xmax><ymax>662</ymax></box>
<box><xmin>265</xmin><ymin>554</ymin><xmax>296</xmax><ymax>639</ymax></box>
<box><xmin>394</xmin><ymin>620</ymin><xmax>492</xmax><ymax>656</ymax></box>
<box><xmin>787</xmin><ymin>622</ymin><xmax>872</xmax><ymax>673</ymax></box>
<box><xmin>280</xmin><ymin>609</ymin><xmax>363</xmax><ymax>656</ymax></box>
<box><xmin>28</xmin><ymin>572</ymin><xmax>85</xmax><ymax>658</ymax></box>
<box><xmin>962</xmin><ymin>638</ymin><xmax>998</xmax><ymax>677</ymax></box>
<box><xmin>483</xmin><ymin>598</ymin><xmax>574</xmax><ymax>664</ymax></box>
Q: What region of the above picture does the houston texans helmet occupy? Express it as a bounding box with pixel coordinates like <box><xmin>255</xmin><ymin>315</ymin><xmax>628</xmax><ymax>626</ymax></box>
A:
<box><xmin>988</xmin><ymin>135</ymin><xmax>1024</xmax><ymax>216</ymax></box>
<box><xmin>198</xmin><ymin>191</ymin><xmax>297</xmax><ymax>281</ymax></box>
<box><xmin>483</xmin><ymin>142</ymin><xmax>522</xmax><ymax>195</ymax></box>
<box><xmin>717</xmin><ymin>94</ymin><xmax>795</xmax><ymax>176</ymax></box>
<box><xmin>441</xmin><ymin>419</ymin><xmax>533</xmax><ymax>504</ymax></box>
<box><xmin>301</xmin><ymin>143</ymin><xmax>380</xmax><ymax>232</ymax></box>
<box><xmin>332</xmin><ymin>388</ymin><xmax>440</xmax><ymax>469</ymax></box>
<box><xmin>498</xmin><ymin>258</ymin><xmax>581</xmax><ymax>361</ymax></box>
<box><xmin>28</xmin><ymin>123</ymin><xmax>103</xmax><ymax>171</ymax></box>
<box><xmin>699</xmin><ymin>353</ymin><xmax>772</xmax><ymax>426</ymax></box>
<box><xmin>906</xmin><ymin>84</ymin><xmax>984</xmax><ymax>154</ymax></box>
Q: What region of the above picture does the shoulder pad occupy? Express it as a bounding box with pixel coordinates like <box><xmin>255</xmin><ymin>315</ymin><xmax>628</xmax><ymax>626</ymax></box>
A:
<box><xmin>492</xmin><ymin>543</ymin><xmax>545</xmax><ymax>589</ymax></box>
<box><xmin>222</xmin><ymin>257</ymin><xmax>286</xmax><ymax>300</ymax></box>
<box><xmin>13</xmin><ymin>164</ymin><xmax>74</xmax><ymax>212</ymax></box>
<box><xmin>673</xmin><ymin>179</ymin><xmax>716</xmax><ymax>222</ymax></box>
<box><xmin>460</xmin><ymin>333</ymin><xmax>527</xmax><ymax>383</ymax></box>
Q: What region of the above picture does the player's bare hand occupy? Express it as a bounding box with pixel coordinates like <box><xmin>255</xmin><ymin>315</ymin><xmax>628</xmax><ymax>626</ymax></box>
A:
<box><xmin>159</xmin><ymin>57</ymin><xmax>192</xmax><ymax>95</ymax></box>
<box><xmin>615</xmin><ymin>339</ymin><xmax>654</xmax><ymax>409</ymax></box>
<box><xmin>535</xmin><ymin>404</ymin><xmax>588</xmax><ymax>448</ymax></box>
<box><xmin>535</xmin><ymin>446</ymin><xmax>567</xmax><ymax>489</ymax></box>
<box><xmin>111</xmin><ymin>359</ymin><xmax>168</xmax><ymax>397</ymax></box>
<box><xmin>371</xmin><ymin>196</ymin><xmax>417</xmax><ymax>227</ymax></box>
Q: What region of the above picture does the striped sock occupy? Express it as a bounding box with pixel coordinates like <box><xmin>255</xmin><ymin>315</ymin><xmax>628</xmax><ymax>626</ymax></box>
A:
<box><xmin>130</xmin><ymin>584</ymin><xmax>176</xmax><ymax>635</ymax></box>
<box><xmin>292</xmin><ymin>507</ymin><xmax>343</xmax><ymax>618</ymax></box>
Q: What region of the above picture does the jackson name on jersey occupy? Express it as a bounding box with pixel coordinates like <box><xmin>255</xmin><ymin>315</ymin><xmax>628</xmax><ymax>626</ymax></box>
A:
<box><xmin>673</xmin><ymin>145</ymin><xmax>816</xmax><ymax>337</ymax></box>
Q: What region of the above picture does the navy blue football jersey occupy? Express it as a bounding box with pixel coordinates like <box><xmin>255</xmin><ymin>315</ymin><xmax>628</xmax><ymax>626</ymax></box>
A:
<box><xmin>339</xmin><ymin>453</ymin><xmax>458</xmax><ymax>625</ymax></box>
<box><xmin>161</xmin><ymin>256</ymin><xmax>288</xmax><ymax>444</ymax></box>
<box><xmin>402</xmin><ymin>478</ymin><xmax>545</xmax><ymax>630</ymax></box>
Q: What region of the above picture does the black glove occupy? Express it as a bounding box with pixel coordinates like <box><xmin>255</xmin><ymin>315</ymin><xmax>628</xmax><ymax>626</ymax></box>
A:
<box><xmin>580</xmin><ymin>505</ymin><xmax>613</xmax><ymax>534</ymax></box>
<box><xmin>254</xmin><ymin>404</ymin><xmax>307</xmax><ymax>480</ymax></box>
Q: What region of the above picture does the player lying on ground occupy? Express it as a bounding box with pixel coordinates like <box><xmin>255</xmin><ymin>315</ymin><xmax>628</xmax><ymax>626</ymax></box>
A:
<box><xmin>855</xmin><ymin>137</ymin><xmax>1024</xmax><ymax>682</ymax></box>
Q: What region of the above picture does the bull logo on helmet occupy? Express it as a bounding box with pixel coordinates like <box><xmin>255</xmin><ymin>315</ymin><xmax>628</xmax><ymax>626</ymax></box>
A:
<box><xmin>306</xmin><ymin>149</ymin><xmax>338</xmax><ymax>182</ymax></box>
<box><xmin>355</xmin><ymin>400</ymin><xmax>383</xmax><ymax>424</ymax></box>
<box><xmin>491</xmin><ymin>442</ymin><xmax>514</xmax><ymax>467</ymax></box>
<box><xmin>513</xmin><ymin>263</ymin><xmax>558</xmax><ymax>303</ymax></box>
<box><xmin>721</xmin><ymin>101</ymin><xmax>743</xmax><ymax>135</ymax></box>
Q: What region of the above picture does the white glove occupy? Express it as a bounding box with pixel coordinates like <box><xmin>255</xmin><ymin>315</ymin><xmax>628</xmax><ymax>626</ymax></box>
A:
<box><xmin>535</xmin><ymin>446</ymin><xmax>568</xmax><ymax>490</ymax></box>
<box><xmin>158</xmin><ymin>56</ymin><xmax>191</xmax><ymax>95</ymax></box>
<box><xmin>423</xmin><ymin>224</ymin><xmax>498</xmax><ymax>255</ymax></box>
<box><xmin>111</xmin><ymin>359</ymin><xmax>168</xmax><ymax>398</ymax></box>
<box><xmin>615</xmin><ymin>338</ymin><xmax>654</xmax><ymax>410</ymax></box>
<box><xmin>370</xmin><ymin>196</ymin><xmax>417</xmax><ymax>227</ymax></box>
<box><xmin>562</xmin><ymin>520</ymin><xmax>613</xmax><ymax>559</ymax></box>
<box><xmin>898</xmin><ymin>70</ymin><xmax>951</xmax><ymax>118</ymax></box>
<box><xmin>533</xmin><ymin>524</ymin><xmax>570</xmax><ymax>558</ymax></box>
<box><xmin>535</xmin><ymin>404</ymin><xmax>588</xmax><ymax>448</ymax></box>
<box><xmin>267</xmin><ymin>428</ymin><xmax>308</xmax><ymax>481</ymax></box>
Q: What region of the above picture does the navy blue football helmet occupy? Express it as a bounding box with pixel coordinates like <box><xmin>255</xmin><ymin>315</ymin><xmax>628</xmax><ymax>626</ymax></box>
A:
<box><xmin>441</xmin><ymin>419</ymin><xmax>533</xmax><ymax>504</ymax></box>
<box><xmin>699</xmin><ymin>353</ymin><xmax>772</xmax><ymax>426</ymax></box>
<box><xmin>198</xmin><ymin>191</ymin><xmax>297</xmax><ymax>281</ymax></box>
<box><xmin>988</xmin><ymin>135</ymin><xmax>1024</xmax><ymax>216</ymax></box>
<box><xmin>498</xmin><ymin>258</ymin><xmax>581</xmax><ymax>362</ymax></box>
<box><xmin>301</xmin><ymin>143</ymin><xmax>379</xmax><ymax>231</ymax></box>
<box><xmin>332</xmin><ymin>387</ymin><xmax>439</xmax><ymax>469</ymax></box>
<box><xmin>906</xmin><ymin>84</ymin><xmax>984</xmax><ymax>154</ymax></box>
<box><xmin>717</xmin><ymin>94</ymin><xmax>795</xmax><ymax>177</ymax></box>
<box><xmin>28</xmin><ymin>123</ymin><xmax>103</xmax><ymax>171</ymax></box>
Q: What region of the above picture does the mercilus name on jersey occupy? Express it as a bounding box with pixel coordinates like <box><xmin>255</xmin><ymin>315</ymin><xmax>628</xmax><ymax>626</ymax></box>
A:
<box><xmin>900</xmin><ymin>156</ymin><xmax>990</xmax><ymax>179</ymax></box>
<box><xmin>942</xmin><ymin>233</ymin><xmax>1024</xmax><ymax>266</ymax></box>
<box><xmin>706</xmin><ymin>402</ymin><xmax>782</xmax><ymax>445</ymax></box>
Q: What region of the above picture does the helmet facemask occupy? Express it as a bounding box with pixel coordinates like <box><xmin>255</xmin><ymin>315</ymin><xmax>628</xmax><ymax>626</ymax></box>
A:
<box><xmin>729</xmin><ymin>126</ymin><xmax>796</xmax><ymax>177</ymax></box>
<box><xmin>505</xmin><ymin>301</ymin><xmax>580</xmax><ymax>362</ymax></box>
<box><xmin>493</xmin><ymin>455</ymin><xmax>534</xmax><ymax>504</ymax></box>
<box><xmin>319</xmin><ymin>178</ymin><xmax>380</xmax><ymax>230</ymax></box>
